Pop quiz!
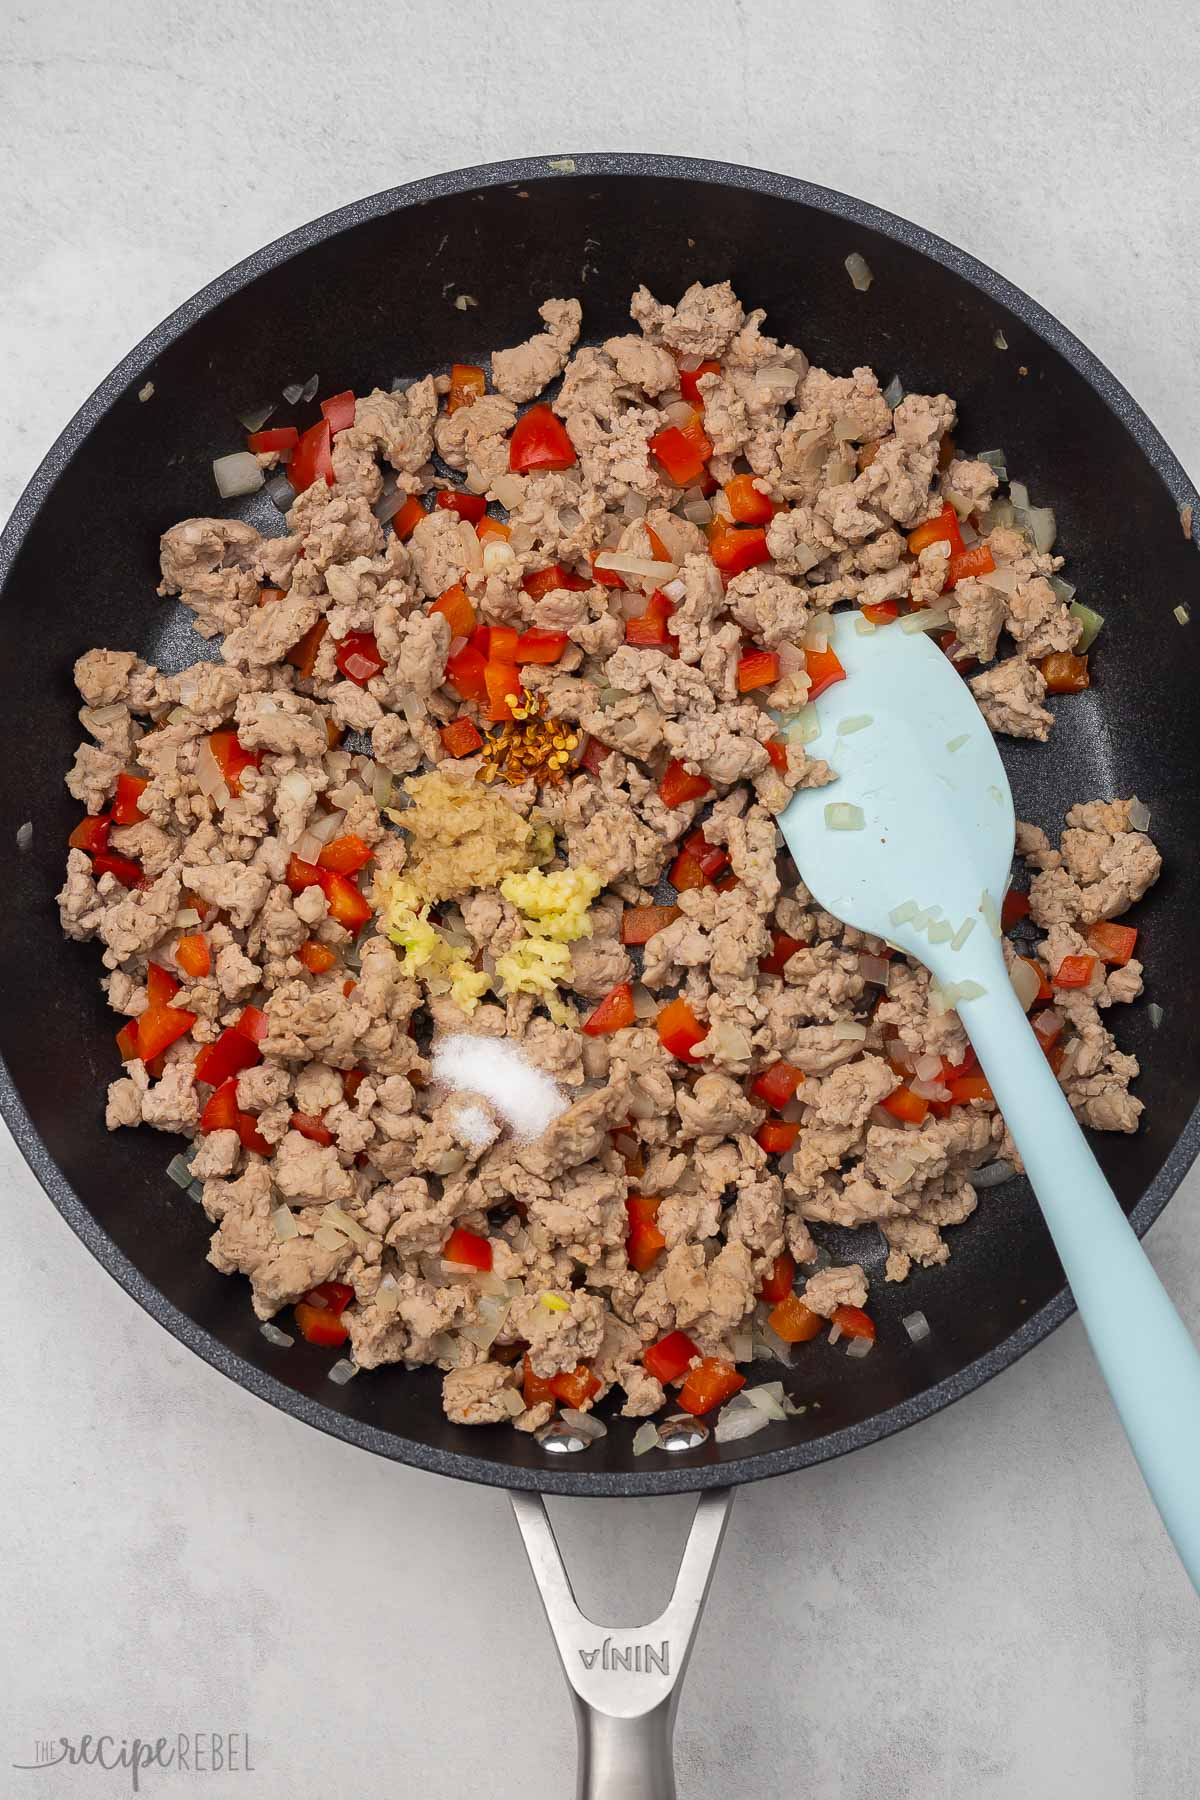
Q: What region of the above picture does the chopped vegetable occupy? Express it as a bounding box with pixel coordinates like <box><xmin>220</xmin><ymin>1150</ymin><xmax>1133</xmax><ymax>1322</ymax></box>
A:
<box><xmin>112</xmin><ymin>772</ymin><xmax>148</xmax><ymax>825</ymax></box>
<box><xmin>1087</xmin><ymin>921</ymin><xmax>1138</xmax><ymax>966</ymax></box>
<box><xmin>768</xmin><ymin>1295</ymin><xmax>823</xmax><ymax>1343</ymax></box>
<box><xmin>194</xmin><ymin>1022</ymin><xmax>262</xmax><ymax>1087</ymax></box>
<box><xmin>392</xmin><ymin>494</ymin><xmax>427</xmax><ymax>540</ymax></box>
<box><xmin>246</xmin><ymin>425</ymin><xmax>299</xmax><ymax>455</ymax></box>
<box><xmin>199</xmin><ymin>1077</ymin><xmax>240</xmax><ymax>1133</ymax></box>
<box><xmin>447</xmin><ymin>363</ymin><xmax>486</xmax><ymax>414</ymax></box>
<box><xmin>756</xmin><ymin>1119</ymin><xmax>799</xmax><ymax>1154</ymax></box>
<box><xmin>1053</xmin><ymin>954</ymin><xmax>1097</xmax><ymax>989</ymax></box>
<box><xmin>626</xmin><ymin>1195</ymin><xmax>667</xmax><ymax>1272</ymax></box>
<box><xmin>650</xmin><ymin>414</ymin><xmax>712</xmax><ymax>486</ymax></box>
<box><xmin>625</xmin><ymin>589</ymin><xmax>676</xmax><ymax>649</ymax></box>
<box><xmin>509</xmin><ymin>403</ymin><xmax>576</xmax><ymax>473</ymax></box>
<box><xmin>430</xmin><ymin>582</ymin><xmax>476</xmax><ymax>638</ymax></box>
<box><xmin>522</xmin><ymin>563</ymin><xmax>590</xmax><ymax>598</ymax></box>
<box><xmin>551</xmin><ymin>1364</ymin><xmax>602</xmax><ymax>1408</ymax></box>
<box><xmin>298</xmin><ymin>939</ymin><xmax>338</xmax><ymax>974</ymax></box>
<box><xmin>724</xmin><ymin>474</ymin><xmax>776</xmax><ymax>525</ymax></box>
<box><xmin>659</xmin><ymin>758</ymin><xmax>713</xmax><ymax>809</ymax></box>
<box><xmin>737</xmin><ymin>647</ymin><xmax>781</xmax><ymax>692</ymax></box>
<box><xmin>515</xmin><ymin>628</ymin><xmax>570</xmax><ymax>664</ymax></box>
<box><xmin>759</xmin><ymin>930</ymin><xmax>806</xmax><ymax>976</ymax></box>
<box><xmin>289</xmin><ymin>418</ymin><xmax>334</xmax><ymax>492</ymax></box>
<box><xmin>679</xmin><ymin>360</ymin><xmax>721</xmax><ymax>407</ymax></box>
<box><xmin>294</xmin><ymin>1299</ymin><xmax>350</xmax><ymax>1348</ymax></box>
<box><xmin>832</xmin><ymin>1304</ymin><xmax>875</xmax><ymax>1341</ymax></box>
<box><xmin>907</xmin><ymin>504</ymin><xmax>964</xmax><ymax>558</ymax></box>
<box><xmin>759</xmin><ymin>1251</ymin><xmax>796</xmax><ymax>1305</ymax></box>
<box><xmin>483</xmin><ymin>659</ymin><xmax>521</xmax><ymax>723</ymax></box>
<box><xmin>620</xmin><ymin>903</ymin><xmax>681</xmax><ymax>945</ymax></box>
<box><xmin>319</xmin><ymin>390</ymin><xmax>356</xmax><ymax>434</ymax></box>
<box><xmin>804</xmin><ymin>643</ymin><xmax>846</xmax><ymax>701</ymax></box>
<box><xmin>860</xmin><ymin>600</ymin><xmax>898</xmax><ymax>624</ymax></box>
<box><xmin>765</xmin><ymin>737</ymin><xmax>789</xmax><ymax>772</ymax></box>
<box><xmin>286</xmin><ymin>617</ymin><xmax>328</xmax><ymax>681</ymax></box>
<box><xmin>581</xmin><ymin>981</ymin><xmax>636</xmax><ymax>1036</ymax></box>
<box><xmin>708</xmin><ymin>525</ymin><xmax>770</xmax><ymax>575</ymax></box>
<box><xmin>751</xmin><ymin>1060</ymin><xmax>804</xmax><ymax>1109</ymax></box>
<box><xmin>1069</xmin><ymin>600</ymin><xmax>1104</xmax><ymax>650</ymax></box>
<box><xmin>208</xmin><ymin>730</ymin><xmax>262</xmax><ymax>798</ymax></box>
<box><xmin>444</xmin><ymin>1227</ymin><xmax>493</xmax><ymax>1271</ymax></box>
<box><xmin>435</xmin><ymin>488</ymin><xmax>488</xmax><ymax>524</ymax></box>
<box><xmin>334</xmin><ymin>630</ymin><xmax>385</xmax><ymax>686</ymax></box>
<box><xmin>439</xmin><ymin>718</ymin><xmax>484</xmax><ymax>758</ymax></box>
<box><xmin>881</xmin><ymin>1085</ymin><xmax>929</xmax><ymax>1125</ymax></box>
<box><xmin>477</xmin><ymin>514</ymin><xmax>512</xmax><ymax>546</ymax></box>
<box><xmin>944</xmin><ymin>544</ymin><xmax>995</xmax><ymax>587</ymax></box>
<box><xmin>656</xmin><ymin>996</ymin><xmax>706</xmax><ymax>1062</ymax></box>
<box><xmin>668</xmin><ymin>848</ymin><xmax>710</xmax><ymax>892</ymax></box>
<box><xmin>291</xmin><ymin>1111</ymin><xmax>335</xmax><ymax>1146</ymax></box>
<box><xmin>824</xmin><ymin>803</ymin><xmax>865</xmax><ymax>831</ymax></box>
<box><xmin>175</xmin><ymin>934</ymin><xmax>211</xmax><ymax>978</ymax></box>
<box><xmin>1000</xmin><ymin>889</ymin><xmax>1031</xmax><ymax>931</ymax></box>
<box><xmin>845</xmin><ymin>253</ymin><xmax>873</xmax><ymax>291</ymax></box>
<box><xmin>445</xmin><ymin>643</ymin><xmax>490</xmax><ymax>704</ymax></box>
<box><xmin>1040</xmin><ymin>652</ymin><xmax>1089</xmax><ymax>693</ymax></box>
<box><xmin>68</xmin><ymin>813</ymin><xmax>111</xmax><ymax>855</ymax></box>
<box><xmin>947</xmin><ymin>1074</ymin><xmax>993</xmax><ymax>1105</ymax></box>
<box><xmin>676</xmin><ymin>1357</ymin><xmax>746</xmax><ymax>1416</ymax></box>
<box><xmin>136</xmin><ymin>1002</ymin><xmax>197</xmax><ymax>1063</ymax></box>
<box><xmin>317</xmin><ymin>834</ymin><xmax>374</xmax><ymax>876</ymax></box>
<box><xmin>643</xmin><ymin>1329</ymin><xmax>700</xmax><ymax>1385</ymax></box>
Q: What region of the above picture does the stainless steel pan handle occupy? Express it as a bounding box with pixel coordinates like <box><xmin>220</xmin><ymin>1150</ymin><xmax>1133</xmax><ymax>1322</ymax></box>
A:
<box><xmin>510</xmin><ymin>1487</ymin><xmax>734</xmax><ymax>1800</ymax></box>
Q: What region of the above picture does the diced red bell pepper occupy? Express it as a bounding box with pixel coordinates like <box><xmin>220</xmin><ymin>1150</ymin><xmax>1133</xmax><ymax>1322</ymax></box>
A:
<box><xmin>285</xmin><ymin>855</ymin><xmax>324</xmax><ymax>893</ymax></box>
<box><xmin>115</xmin><ymin>1021</ymin><xmax>141</xmax><ymax>1063</ymax></box>
<box><xmin>724</xmin><ymin>473</ymin><xmax>776</xmax><ymax>525</ymax></box>
<box><xmin>200</xmin><ymin>1077</ymin><xmax>240</xmax><ymax>1133</ymax></box>
<box><xmin>342</xmin><ymin>1068</ymin><xmax>366</xmax><ymax>1103</ymax></box>
<box><xmin>751</xmin><ymin>1061</ymin><xmax>804</xmax><ymax>1110</ymax></box>
<box><xmin>1001</xmin><ymin>888</ymin><xmax>1031</xmax><ymax>930</ymax></box>
<box><xmin>948</xmin><ymin>1073</ymin><xmax>994</xmax><ymax>1105</ymax></box>
<box><xmin>1017</xmin><ymin>956</ymin><xmax>1053</xmax><ymax>1004</ymax></box>
<box><xmin>435</xmin><ymin>488</ymin><xmax>488</xmax><ymax>524</ymax></box>
<box><xmin>737</xmin><ymin>647</ymin><xmax>781</xmax><ymax>692</ymax></box>
<box><xmin>833</xmin><ymin>1304</ymin><xmax>876</xmax><ymax>1341</ymax></box>
<box><xmin>175</xmin><ymin>933</ymin><xmax>211</xmax><ymax>979</ymax></box>
<box><xmin>194</xmin><ymin>1025</ymin><xmax>262</xmax><ymax>1087</ymax></box>
<box><xmin>522</xmin><ymin>1354</ymin><xmax>558</xmax><ymax>1407</ymax></box>
<box><xmin>643</xmin><ymin>1329</ymin><xmax>700</xmax><ymax>1385</ymax></box>
<box><xmin>940</xmin><ymin>1046</ymin><xmax>979</xmax><ymax>1082</ymax></box>
<box><xmin>678</xmin><ymin>360</ymin><xmax>721</xmax><ymax>407</ymax></box>
<box><xmin>709</xmin><ymin>526</ymin><xmax>770</xmax><ymax>576</ymax></box>
<box><xmin>881</xmin><ymin>1085</ymin><xmax>930</xmax><ymax>1125</ymax></box>
<box><xmin>626</xmin><ymin>1195</ymin><xmax>667</xmax><ymax>1273</ymax></box>
<box><xmin>447</xmin><ymin>363</ymin><xmax>486</xmax><ymax>414</ymax></box>
<box><xmin>759</xmin><ymin>1251</ymin><xmax>796</xmax><ymax>1305</ymax></box>
<box><xmin>768</xmin><ymin>1294</ymin><xmax>824</xmax><ymax>1343</ymax></box>
<box><xmin>668</xmin><ymin>849</ymin><xmax>710</xmax><ymax>892</ymax></box>
<box><xmin>625</xmin><ymin>589</ymin><xmax>676</xmax><ymax>649</ymax></box>
<box><xmin>439</xmin><ymin>718</ymin><xmax>484</xmax><ymax>758</ymax></box>
<box><xmin>476</xmin><ymin>515</ymin><xmax>512</xmax><ymax>545</ymax></box>
<box><xmin>392</xmin><ymin>494</ymin><xmax>427</xmax><ymax>540</ymax></box>
<box><xmin>515</xmin><ymin>629</ymin><xmax>569</xmax><ymax>664</ymax></box>
<box><xmin>620</xmin><ymin>903</ymin><xmax>681</xmax><ymax>945</ymax></box>
<box><xmin>445</xmin><ymin>643</ymin><xmax>490</xmax><ymax>704</ymax></box>
<box><xmin>471</xmin><ymin>624</ymin><xmax>518</xmax><ymax>660</ymax></box>
<box><xmin>509</xmin><ymin>403</ymin><xmax>576</xmax><ymax>472</ymax></box>
<box><xmin>294</xmin><ymin>1301</ymin><xmax>349</xmax><ymax>1347</ymax></box>
<box><xmin>317</xmin><ymin>834</ymin><xmax>375</xmax><ymax>877</ymax></box>
<box><xmin>759</xmin><ymin>931</ymin><xmax>806</xmax><ymax>976</ymax></box>
<box><xmin>112</xmin><ymin>772</ymin><xmax>149</xmax><ymax>825</ymax></box>
<box><xmin>334</xmin><ymin>630</ymin><xmax>385</xmax><ymax>686</ymax></box>
<box><xmin>246</xmin><ymin>425</ymin><xmax>299</xmax><ymax>455</ymax></box>
<box><xmin>582</xmin><ymin>981</ymin><xmax>636</xmax><ymax>1036</ymax></box>
<box><xmin>289</xmin><ymin>418</ymin><xmax>334</xmax><ymax>492</ymax></box>
<box><xmin>656</xmin><ymin>996</ymin><xmax>706</xmax><ymax>1062</ymax></box>
<box><xmin>286</xmin><ymin>617</ymin><xmax>328</xmax><ymax>681</ymax></box>
<box><xmin>137</xmin><ymin>1003</ymin><xmax>197</xmax><ymax>1063</ymax></box>
<box><xmin>1040</xmin><ymin>652</ymin><xmax>1090</xmax><ymax>694</ymax></box>
<box><xmin>146</xmin><ymin>963</ymin><xmax>180</xmax><ymax>1007</ymax></box>
<box><xmin>319</xmin><ymin>390</ymin><xmax>356</xmax><ymax>434</ymax></box>
<box><xmin>1031</xmin><ymin>1008</ymin><xmax>1065</xmax><ymax>1048</ymax></box>
<box><xmin>236</xmin><ymin>1005</ymin><xmax>269</xmax><ymax>1044</ymax></box>
<box><xmin>431</xmin><ymin>582</ymin><xmax>476</xmax><ymax>639</ymax></box>
<box><xmin>484</xmin><ymin>660</ymin><xmax>521</xmax><ymax>723</ymax></box>
<box><xmin>298</xmin><ymin>938</ymin><xmax>338</xmax><ymax>974</ymax></box>
<box><xmin>321</xmin><ymin>872</ymin><xmax>372</xmax><ymax>933</ymax></box>
<box><xmin>234</xmin><ymin>1111</ymin><xmax>271</xmax><ymax>1157</ymax></box>
<box><xmin>1053</xmin><ymin>954</ymin><xmax>1097</xmax><ymax>989</ymax></box>
<box><xmin>551</xmin><ymin>1364</ymin><xmax>603</xmax><ymax>1409</ymax></box>
<box><xmin>650</xmin><ymin>414</ymin><xmax>712</xmax><ymax>486</ymax></box>
<box><xmin>860</xmin><ymin>600</ymin><xmax>899</xmax><ymax>624</ymax></box>
<box><xmin>676</xmin><ymin>1357</ymin><xmax>745</xmax><ymax>1417</ymax></box>
<box><xmin>579</xmin><ymin>734</ymin><xmax>612</xmax><ymax>776</ymax></box>
<box><xmin>944</xmin><ymin>544</ymin><xmax>996</xmax><ymax>588</ymax></box>
<box><xmin>522</xmin><ymin>562</ymin><xmax>589</xmax><ymax>598</ymax></box>
<box><xmin>682</xmin><ymin>829</ymin><xmax>729</xmax><ymax>878</ymax></box>
<box><xmin>804</xmin><ymin>644</ymin><xmax>847</xmax><ymax>701</ymax></box>
<box><xmin>1046</xmin><ymin>1040</ymin><xmax>1069</xmax><ymax>1076</ymax></box>
<box><xmin>92</xmin><ymin>851</ymin><xmax>144</xmax><ymax>888</ymax></box>
<box><xmin>907</xmin><ymin>504</ymin><xmax>964</xmax><ymax>557</ymax></box>
<box><xmin>1087</xmin><ymin>920</ymin><xmax>1138</xmax><ymax>966</ymax></box>
<box><xmin>69</xmin><ymin>813</ymin><xmax>112</xmax><ymax>854</ymax></box>
<box><xmin>443</xmin><ymin>1226</ymin><xmax>493</xmax><ymax>1271</ymax></box>
<box><xmin>659</xmin><ymin>758</ymin><xmax>713</xmax><ymax>810</ymax></box>
<box><xmin>765</xmin><ymin>737</ymin><xmax>789</xmax><ymax>773</ymax></box>
<box><xmin>757</xmin><ymin>1119</ymin><xmax>799</xmax><ymax>1154</ymax></box>
<box><xmin>304</xmin><ymin>1280</ymin><xmax>354</xmax><ymax>1313</ymax></box>
<box><xmin>208</xmin><ymin>730</ymin><xmax>261</xmax><ymax>798</ymax></box>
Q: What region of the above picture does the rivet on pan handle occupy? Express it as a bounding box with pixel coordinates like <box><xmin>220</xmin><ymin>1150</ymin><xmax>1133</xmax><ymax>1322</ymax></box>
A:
<box><xmin>510</xmin><ymin>1487</ymin><xmax>734</xmax><ymax>1800</ymax></box>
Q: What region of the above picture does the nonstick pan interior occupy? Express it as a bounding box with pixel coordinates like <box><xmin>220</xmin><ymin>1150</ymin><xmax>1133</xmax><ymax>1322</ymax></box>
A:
<box><xmin>2</xmin><ymin>154</ymin><xmax>1198</xmax><ymax>1496</ymax></box>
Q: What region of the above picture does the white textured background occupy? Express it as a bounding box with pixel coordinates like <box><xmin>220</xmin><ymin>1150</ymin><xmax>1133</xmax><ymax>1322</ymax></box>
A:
<box><xmin>3</xmin><ymin>3</ymin><xmax>1199</xmax><ymax>1795</ymax></box>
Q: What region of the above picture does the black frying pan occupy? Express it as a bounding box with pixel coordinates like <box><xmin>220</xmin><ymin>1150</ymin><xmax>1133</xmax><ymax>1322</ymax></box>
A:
<box><xmin>2</xmin><ymin>153</ymin><xmax>1199</xmax><ymax>1793</ymax></box>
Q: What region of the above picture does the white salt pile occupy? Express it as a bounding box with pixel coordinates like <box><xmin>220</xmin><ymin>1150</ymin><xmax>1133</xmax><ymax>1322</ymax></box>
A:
<box><xmin>431</xmin><ymin>1034</ymin><xmax>568</xmax><ymax>1142</ymax></box>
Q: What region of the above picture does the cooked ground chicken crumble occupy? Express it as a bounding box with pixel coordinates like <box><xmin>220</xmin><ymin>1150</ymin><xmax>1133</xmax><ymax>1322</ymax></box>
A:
<box><xmin>58</xmin><ymin>279</ymin><xmax>1161</xmax><ymax>1433</ymax></box>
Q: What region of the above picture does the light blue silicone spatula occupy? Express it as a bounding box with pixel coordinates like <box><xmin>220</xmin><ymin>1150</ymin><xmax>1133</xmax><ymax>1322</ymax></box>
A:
<box><xmin>778</xmin><ymin>609</ymin><xmax>1200</xmax><ymax>1592</ymax></box>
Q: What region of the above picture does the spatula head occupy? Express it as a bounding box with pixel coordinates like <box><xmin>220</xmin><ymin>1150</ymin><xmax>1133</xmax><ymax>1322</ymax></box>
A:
<box><xmin>777</xmin><ymin>612</ymin><xmax>1015</xmax><ymax>980</ymax></box>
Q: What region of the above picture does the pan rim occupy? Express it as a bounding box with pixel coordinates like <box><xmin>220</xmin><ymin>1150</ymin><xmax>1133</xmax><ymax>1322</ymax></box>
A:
<box><xmin>2</xmin><ymin>149</ymin><xmax>1197</xmax><ymax>1497</ymax></box>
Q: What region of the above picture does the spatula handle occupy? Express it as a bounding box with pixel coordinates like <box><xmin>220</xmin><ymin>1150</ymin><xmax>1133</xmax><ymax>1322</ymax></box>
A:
<box><xmin>962</xmin><ymin>966</ymin><xmax>1200</xmax><ymax>1591</ymax></box>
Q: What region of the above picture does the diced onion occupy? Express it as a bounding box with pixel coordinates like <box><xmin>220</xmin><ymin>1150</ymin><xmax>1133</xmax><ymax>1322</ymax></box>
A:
<box><xmin>946</xmin><ymin>734</ymin><xmax>968</xmax><ymax>754</ymax></box>
<box><xmin>882</xmin><ymin>375</ymin><xmax>905</xmax><ymax>408</ymax></box>
<box><xmin>16</xmin><ymin>820</ymin><xmax>33</xmax><ymax>850</ymax></box>
<box><xmin>1025</xmin><ymin>506</ymin><xmax>1057</xmax><ymax>553</ymax></box>
<box><xmin>914</xmin><ymin>1051</ymin><xmax>943</xmax><ymax>1081</ymax></box>
<box><xmin>859</xmin><ymin>953</ymin><xmax>891</xmax><ymax>987</ymax></box>
<box><xmin>855</xmin><ymin>616</ymin><xmax>876</xmax><ymax>636</ymax></box>
<box><xmin>561</xmin><ymin>1407</ymin><xmax>607</xmax><ymax>1440</ymax></box>
<box><xmin>1174</xmin><ymin>603</ymin><xmax>1191</xmax><ymax>625</ymax></box>
<box><xmin>714</xmin><ymin>1400</ymin><xmax>771</xmax><ymax>1443</ymax></box>
<box><xmin>910</xmin><ymin>1078</ymin><xmax>951</xmax><ymax>1102</ymax></box>
<box><xmin>825</xmin><ymin>803</ymin><xmax>865</xmax><ymax>831</ymax></box>
<box><xmin>836</xmin><ymin>714</ymin><xmax>873</xmax><ymax>736</ymax></box>
<box><xmin>968</xmin><ymin>1158</ymin><xmax>1015</xmax><ymax>1189</ymax></box>
<box><xmin>900</xmin><ymin>605</ymin><xmax>952</xmax><ymax>634</ymax></box>
<box><xmin>1127</xmin><ymin>798</ymin><xmax>1151</xmax><ymax>833</ymax></box>
<box><xmin>832</xmin><ymin>1019</ymin><xmax>868</xmax><ymax>1042</ymax></box>
<box><xmin>272</xmin><ymin>1205</ymin><xmax>300</xmax><ymax>1241</ymax></box>
<box><xmin>236</xmin><ymin>401</ymin><xmax>276</xmax><ymax>433</ymax></box>
<box><xmin>195</xmin><ymin>738</ymin><xmax>231</xmax><ymax>806</ymax></box>
<box><xmin>783</xmin><ymin>704</ymin><xmax>821</xmax><ymax>746</ymax></box>
<box><xmin>213</xmin><ymin>452</ymin><xmax>265</xmax><ymax>499</ymax></box>
<box><xmin>845</xmin><ymin>253</ymin><xmax>874</xmax><ymax>292</ymax></box>
<box><xmin>593</xmin><ymin>550</ymin><xmax>678</xmax><ymax>582</ymax></box>
<box><xmin>300</xmin><ymin>374</ymin><xmax>319</xmax><ymax>402</ymax></box>
<box><xmin>994</xmin><ymin>330</ymin><xmax>1008</xmax><ymax>350</ymax></box>
<box><xmin>1008</xmin><ymin>481</ymin><xmax>1030</xmax><ymax>510</ymax></box>
<box><xmin>931</xmin><ymin>978</ymin><xmax>987</xmax><ymax>1014</ymax></box>
<box><xmin>260</xmin><ymin>1320</ymin><xmax>294</xmax><ymax>1347</ymax></box>
<box><xmin>743</xmin><ymin>1384</ymin><xmax>789</xmax><ymax>1421</ymax></box>
<box><xmin>327</xmin><ymin>1357</ymin><xmax>359</xmax><ymax>1385</ymax></box>
<box><xmin>980</xmin><ymin>889</ymin><xmax>1001</xmax><ymax>938</ymax></box>
<box><xmin>372</xmin><ymin>485</ymin><xmax>410</xmax><ymax>526</ymax></box>
<box><xmin>889</xmin><ymin>900</ymin><xmax>919</xmax><ymax>925</ymax></box>
<box><xmin>927</xmin><ymin>920</ymin><xmax>954</xmax><ymax>945</ymax></box>
<box><xmin>846</xmin><ymin>1336</ymin><xmax>874</xmax><ymax>1359</ymax></box>
<box><xmin>949</xmin><ymin>917</ymin><xmax>975</xmax><ymax>953</ymax></box>
<box><xmin>1148</xmin><ymin>1002</ymin><xmax>1164</xmax><ymax>1029</ymax></box>
<box><xmin>1050</xmin><ymin>575</ymin><xmax>1077</xmax><ymax>603</ymax></box>
<box><xmin>265</xmin><ymin>472</ymin><xmax>295</xmax><ymax>511</ymax></box>
<box><xmin>910</xmin><ymin>905</ymin><xmax>941</xmax><ymax>932</ymax></box>
<box><xmin>166</xmin><ymin>1154</ymin><xmax>194</xmax><ymax>1189</ymax></box>
<box><xmin>975</xmin><ymin>448</ymin><xmax>1007</xmax><ymax>478</ymax></box>
<box><xmin>633</xmin><ymin>1421</ymin><xmax>660</xmax><ymax>1455</ymax></box>
<box><xmin>1068</xmin><ymin>600</ymin><xmax>1103</xmax><ymax>649</ymax></box>
<box><xmin>979</xmin><ymin>563</ymin><xmax>1019</xmax><ymax>595</ymax></box>
<box><xmin>314</xmin><ymin>1224</ymin><xmax>347</xmax><ymax>1251</ymax></box>
<box><xmin>282</xmin><ymin>380</ymin><xmax>305</xmax><ymax>405</ymax></box>
<box><xmin>662</xmin><ymin>399</ymin><xmax>695</xmax><ymax>428</ymax></box>
<box><xmin>902</xmin><ymin>1310</ymin><xmax>931</xmax><ymax>1344</ymax></box>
